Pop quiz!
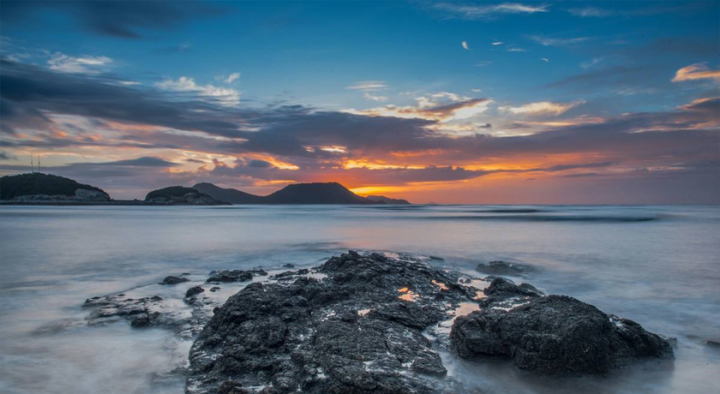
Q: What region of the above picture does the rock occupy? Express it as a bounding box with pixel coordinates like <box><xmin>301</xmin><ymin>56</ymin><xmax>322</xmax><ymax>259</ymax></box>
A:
<box><xmin>273</xmin><ymin>269</ymin><xmax>310</xmax><ymax>280</ymax></box>
<box><xmin>84</xmin><ymin>293</ymin><xmax>215</xmax><ymax>337</ymax></box>
<box><xmin>476</xmin><ymin>260</ymin><xmax>535</xmax><ymax>276</ymax></box>
<box><xmin>160</xmin><ymin>276</ymin><xmax>189</xmax><ymax>285</ymax></box>
<box><xmin>187</xmin><ymin>251</ymin><xmax>475</xmax><ymax>394</ymax></box>
<box><xmin>186</xmin><ymin>286</ymin><xmax>205</xmax><ymax>298</ymax></box>
<box><xmin>207</xmin><ymin>270</ymin><xmax>254</xmax><ymax>283</ymax></box>
<box><xmin>211</xmin><ymin>286</ymin><xmax>222</xmax><ymax>292</ymax></box>
<box><xmin>451</xmin><ymin>294</ymin><xmax>674</xmax><ymax>375</ymax></box>
<box><xmin>282</xmin><ymin>264</ymin><xmax>295</xmax><ymax>268</ymax></box>
<box><xmin>481</xmin><ymin>277</ymin><xmax>544</xmax><ymax>299</ymax></box>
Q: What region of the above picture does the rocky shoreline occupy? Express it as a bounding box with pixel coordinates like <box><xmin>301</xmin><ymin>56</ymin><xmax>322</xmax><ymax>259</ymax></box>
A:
<box><xmin>82</xmin><ymin>251</ymin><xmax>675</xmax><ymax>394</ymax></box>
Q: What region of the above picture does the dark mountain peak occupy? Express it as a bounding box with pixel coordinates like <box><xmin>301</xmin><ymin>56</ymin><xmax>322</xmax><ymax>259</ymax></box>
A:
<box><xmin>266</xmin><ymin>182</ymin><xmax>371</xmax><ymax>204</ymax></box>
<box><xmin>189</xmin><ymin>181</ymin><xmax>411</xmax><ymax>205</ymax></box>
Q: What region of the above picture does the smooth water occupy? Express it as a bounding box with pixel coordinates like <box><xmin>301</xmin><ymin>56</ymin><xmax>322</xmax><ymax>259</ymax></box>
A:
<box><xmin>1</xmin><ymin>205</ymin><xmax>719</xmax><ymax>394</ymax></box>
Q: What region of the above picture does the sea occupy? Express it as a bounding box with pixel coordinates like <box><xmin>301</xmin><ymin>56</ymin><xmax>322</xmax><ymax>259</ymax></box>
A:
<box><xmin>0</xmin><ymin>205</ymin><xmax>718</xmax><ymax>394</ymax></box>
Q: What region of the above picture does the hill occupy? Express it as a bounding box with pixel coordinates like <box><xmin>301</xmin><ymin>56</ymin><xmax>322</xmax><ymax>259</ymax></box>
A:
<box><xmin>264</xmin><ymin>182</ymin><xmax>373</xmax><ymax>204</ymax></box>
<box><xmin>193</xmin><ymin>182</ymin><xmax>264</xmax><ymax>204</ymax></box>
<box><xmin>194</xmin><ymin>181</ymin><xmax>410</xmax><ymax>205</ymax></box>
<box><xmin>0</xmin><ymin>173</ymin><xmax>110</xmax><ymax>202</ymax></box>
<box><xmin>144</xmin><ymin>186</ymin><xmax>224</xmax><ymax>205</ymax></box>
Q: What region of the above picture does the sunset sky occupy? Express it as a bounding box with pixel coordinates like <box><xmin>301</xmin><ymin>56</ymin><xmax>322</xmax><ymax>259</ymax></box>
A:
<box><xmin>1</xmin><ymin>1</ymin><xmax>718</xmax><ymax>203</ymax></box>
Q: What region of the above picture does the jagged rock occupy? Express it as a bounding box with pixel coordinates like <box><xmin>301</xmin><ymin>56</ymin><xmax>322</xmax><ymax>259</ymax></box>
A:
<box><xmin>160</xmin><ymin>276</ymin><xmax>189</xmax><ymax>285</ymax></box>
<box><xmin>481</xmin><ymin>277</ymin><xmax>544</xmax><ymax>300</ymax></box>
<box><xmin>186</xmin><ymin>286</ymin><xmax>205</xmax><ymax>298</ymax></box>
<box><xmin>187</xmin><ymin>251</ymin><xmax>476</xmax><ymax>394</ymax></box>
<box><xmin>451</xmin><ymin>294</ymin><xmax>674</xmax><ymax>375</ymax></box>
<box><xmin>475</xmin><ymin>260</ymin><xmax>536</xmax><ymax>276</ymax></box>
<box><xmin>206</xmin><ymin>270</ymin><xmax>254</xmax><ymax>283</ymax></box>
<box><xmin>211</xmin><ymin>286</ymin><xmax>222</xmax><ymax>292</ymax></box>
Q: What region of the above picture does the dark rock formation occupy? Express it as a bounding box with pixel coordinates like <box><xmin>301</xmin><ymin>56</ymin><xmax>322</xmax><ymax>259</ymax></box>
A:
<box><xmin>186</xmin><ymin>286</ymin><xmax>205</xmax><ymax>298</ymax></box>
<box><xmin>187</xmin><ymin>251</ymin><xmax>475</xmax><ymax>394</ymax></box>
<box><xmin>481</xmin><ymin>277</ymin><xmax>544</xmax><ymax>300</ymax></box>
<box><xmin>475</xmin><ymin>260</ymin><xmax>536</xmax><ymax>276</ymax></box>
<box><xmin>160</xmin><ymin>275</ymin><xmax>189</xmax><ymax>285</ymax></box>
<box><xmin>451</xmin><ymin>279</ymin><xmax>674</xmax><ymax>376</ymax></box>
<box><xmin>207</xmin><ymin>269</ymin><xmax>266</xmax><ymax>284</ymax></box>
<box><xmin>144</xmin><ymin>186</ymin><xmax>225</xmax><ymax>205</ymax></box>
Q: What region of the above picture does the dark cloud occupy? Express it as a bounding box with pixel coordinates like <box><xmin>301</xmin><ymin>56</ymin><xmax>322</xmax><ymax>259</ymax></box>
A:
<box><xmin>0</xmin><ymin>60</ymin><xmax>243</xmax><ymax>136</ymax></box>
<box><xmin>545</xmin><ymin>65</ymin><xmax>664</xmax><ymax>91</ymax></box>
<box><xmin>0</xmin><ymin>1</ymin><xmax>225</xmax><ymax>39</ymax></box>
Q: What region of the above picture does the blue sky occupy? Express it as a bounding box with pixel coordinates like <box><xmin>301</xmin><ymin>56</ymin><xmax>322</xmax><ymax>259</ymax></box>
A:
<box><xmin>1</xmin><ymin>1</ymin><xmax>719</xmax><ymax>203</ymax></box>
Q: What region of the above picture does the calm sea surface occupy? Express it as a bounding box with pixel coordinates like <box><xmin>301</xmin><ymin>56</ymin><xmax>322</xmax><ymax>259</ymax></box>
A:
<box><xmin>1</xmin><ymin>205</ymin><xmax>719</xmax><ymax>394</ymax></box>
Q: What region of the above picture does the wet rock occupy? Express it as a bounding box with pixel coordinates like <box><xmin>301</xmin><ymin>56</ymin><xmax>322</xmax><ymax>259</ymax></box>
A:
<box><xmin>451</xmin><ymin>294</ymin><xmax>674</xmax><ymax>375</ymax></box>
<box><xmin>481</xmin><ymin>277</ymin><xmax>544</xmax><ymax>300</ymax></box>
<box><xmin>186</xmin><ymin>286</ymin><xmax>205</xmax><ymax>298</ymax></box>
<box><xmin>84</xmin><ymin>293</ymin><xmax>215</xmax><ymax>337</ymax></box>
<box><xmin>272</xmin><ymin>269</ymin><xmax>310</xmax><ymax>280</ymax></box>
<box><xmin>476</xmin><ymin>260</ymin><xmax>535</xmax><ymax>276</ymax></box>
<box><xmin>282</xmin><ymin>263</ymin><xmax>295</xmax><ymax>269</ymax></box>
<box><xmin>160</xmin><ymin>276</ymin><xmax>189</xmax><ymax>285</ymax></box>
<box><xmin>207</xmin><ymin>270</ymin><xmax>254</xmax><ymax>283</ymax></box>
<box><xmin>211</xmin><ymin>286</ymin><xmax>222</xmax><ymax>292</ymax></box>
<box><xmin>188</xmin><ymin>251</ymin><xmax>475</xmax><ymax>394</ymax></box>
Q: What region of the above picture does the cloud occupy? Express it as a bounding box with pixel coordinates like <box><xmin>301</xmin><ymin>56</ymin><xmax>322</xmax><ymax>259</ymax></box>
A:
<box><xmin>0</xmin><ymin>151</ymin><xmax>16</xmax><ymax>161</ymax></box>
<box><xmin>346</xmin><ymin>81</ymin><xmax>388</xmax><ymax>91</ymax></box>
<box><xmin>364</xmin><ymin>92</ymin><xmax>388</xmax><ymax>102</ymax></box>
<box><xmin>672</xmin><ymin>63</ymin><xmax>720</xmax><ymax>83</ymax></box>
<box><xmin>567</xmin><ymin>7</ymin><xmax>613</xmax><ymax>17</ymax></box>
<box><xmin>346</xmin><ymin>93</ymin><xmax>493</xmax><ymax>123</ymax></box>
<box><xmin>462</xmin><ymin>41</ymin><xmax>470</xmax><ymax>50</ymax></box>
<box><xmin>540</xmin><ymin>58</ymin><xmax>549</xmax><ymax>62</ymax></box>
<box><xmin>507</xmin><ymin>48</ymin><xmax>526</xmax><ymax>52</ymax></box>
<box><xmin>0</xmin><ymin>59</ymin><xmax>242</xmax><ymax>137</ymax></box>
<box><xmin>2</xmin><ymin>59</ymin><xmax>718</xmax><ymax>203</ymax></box>
<box><xmin>492</xmin><ymin>42</ymin><xmax>504</xmax><ymax>46</ymax></box>
<box><xmin>156</xmin><ymin>77</ymin><xmax>240</xmax><ymax>106</ymax></box>
<box><xmin>225</xmin><ymin>72</ymin><xmax>241</xmax><ymax>84</ymax></box>
<box><xmin>0</xmin><ymin>1</ymin><xmax>225</xmax><ymax>39</ymax></box>
<box><xmin>47</xmin><ymin>52</ymin><xmax>112</xmax><ymax>73</ymax></box>
<box><xmin>435</xmin><ymin>3</ymin><xmax>549</xmax><ymax>19</ymax></box>
<box><xmin>499</xmin><ymin>100</ymin><xmax>585</xmax><ymax>116</ymax></box>
<box><xmin>530</xmin><ymin>35</ymin><xmax>589</xmax><ymax>46</ymax></box>
<box><xmin>545</xmin><ymin>65</ymin><xmax>662</xmax><ymax>91</ymax></box>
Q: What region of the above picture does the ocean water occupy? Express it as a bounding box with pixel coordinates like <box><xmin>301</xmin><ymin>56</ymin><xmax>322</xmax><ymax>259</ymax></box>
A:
<box><xmin>0</xmin><ymin>205</ymin><xmax>718</xmax><ymax>394</ymax></box>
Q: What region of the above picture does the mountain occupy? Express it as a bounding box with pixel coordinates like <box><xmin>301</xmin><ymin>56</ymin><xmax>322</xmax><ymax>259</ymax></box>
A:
<box><xmin>0</xmin><ymin>173</ymin><xmax>110</xmax><ymax>203</ymax></box>
<box><xmin>365</xmin><ymin>195</ymin><xmax>411</xmax><ymax>205</ymax></box>
<box><xmin>193</xmin><ymin>182</ymin><xmax>264</xmax><ymax>204</ymax></box>
<box><xmin>193</xmin><ymin>181</ymin><xmax>411</xmax><ymax>205</ymax></box>
<box><xmin>264</xmin><ymin>182</ymin><xmax>373</xmax><ymax>204</ymax></box>
<box><xmin>145</xmin><ymin>186</ymin><xmax>225</xmax><ymax>205</ymax></box>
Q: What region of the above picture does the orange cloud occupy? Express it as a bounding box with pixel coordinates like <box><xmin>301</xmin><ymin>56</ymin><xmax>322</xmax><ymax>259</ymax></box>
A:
<box><xmin>672</xmin><ymin>64</ymin><xmax>720</xmax><ymax>83</ymax></box>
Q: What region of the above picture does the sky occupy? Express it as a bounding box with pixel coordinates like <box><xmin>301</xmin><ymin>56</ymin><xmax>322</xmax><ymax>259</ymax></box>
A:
<box><xmin>0</xmin><ymin>0</ymin><xmax>718</xmax><ymax>203</ymax></box>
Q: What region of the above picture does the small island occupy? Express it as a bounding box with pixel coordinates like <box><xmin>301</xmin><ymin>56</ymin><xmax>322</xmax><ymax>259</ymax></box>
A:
<box><xmin>0</xmin><ymin>173</ymin><xmax>411</xmax><ymax>205</ymax></box>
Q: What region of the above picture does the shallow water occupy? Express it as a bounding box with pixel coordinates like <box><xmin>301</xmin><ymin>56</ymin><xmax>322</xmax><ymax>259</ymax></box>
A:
<box><xmin>0</xmin><ymin>205</ymin><xmax>719</xmax><ymax>394</ymax></box>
